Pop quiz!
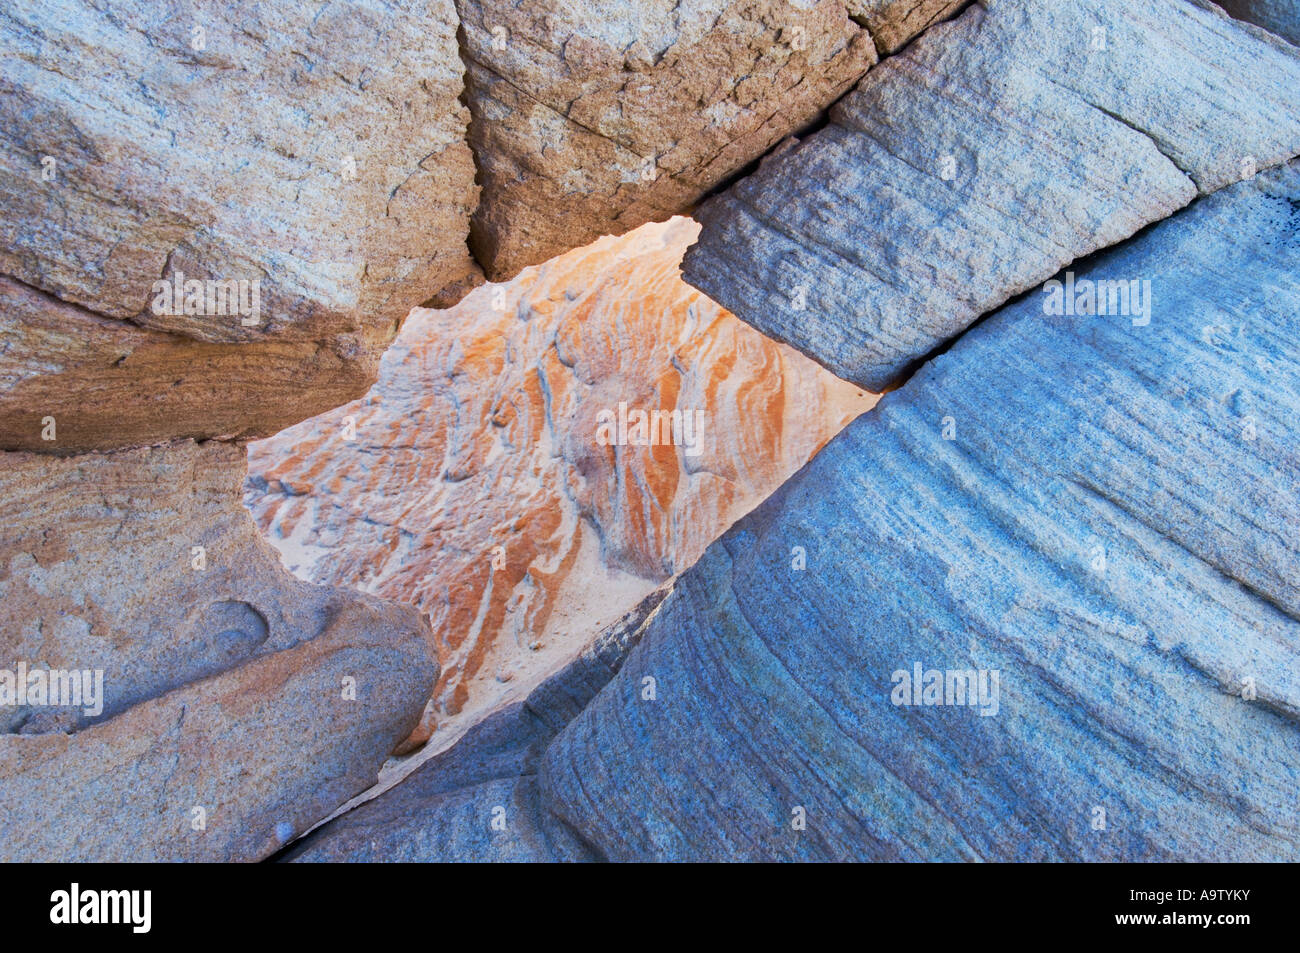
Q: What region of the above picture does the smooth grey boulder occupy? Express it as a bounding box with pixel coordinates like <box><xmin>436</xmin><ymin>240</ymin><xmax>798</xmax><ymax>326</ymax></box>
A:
<box><xmin>536</xmin><ymin>160</ymin><xmax>1300</xmax><ymax>860</ymax></box>
<box><xmin>682</xmin><ymin>0</ymin><xmax>1300</xmax><ymax>390</ymax></box>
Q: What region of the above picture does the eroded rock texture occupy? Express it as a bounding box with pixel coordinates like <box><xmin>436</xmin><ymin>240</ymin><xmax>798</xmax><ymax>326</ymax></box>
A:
<box><xmin>0</xmin><ymin>440</ymin><xmax>437</xmax><ymax>861</ymax></box>
<box><xmin>683</xmin><ymin>0</ymin><xmax>1300</xmax><ymax>389</ymax></box>
<box><xmin>459</xmin><ymin>0</ymin><xmax>967</xmax><ymax>281</ymax></box>
<box><xmin>245</xmin><ymin>218</ymin><xmax>874</xmax><ymax>751</ymax></box>
<box><xmin>537</xmin><ymin>160</ymin><xmax>1300</xmax><ymax>861</ymax></box>
<box><xmin>0</xmin><ymin>0</ymin><xmax>478</xmax><ymax>451</ymax></box>
<box><xmin>848</xmin><ymin>0</ymin><xmax>969</xmax><ymax>53</ymax></box>
<box><xmin>300</xmin><ymin>160</ymin><xmax>1300</xmax><ymax>861</ymax></box>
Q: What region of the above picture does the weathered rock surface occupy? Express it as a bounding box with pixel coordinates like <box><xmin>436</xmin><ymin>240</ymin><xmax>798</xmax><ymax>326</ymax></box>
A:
<box><xmin>459</xmin><ymin>0</ymin><xmax>968</xmax><ymax>281</ymax></box>
<box><xmin>0</xmin><ymin>439</ymin><xmax>437</xmax><ymax>861</ymax></box>
<box><xmin>534</xmin><ymin>160</ymin><xmax>1300</xmax><ymax>860</ymax></box>
<box><xmin>245</xmin><ymin>218</ymin><xmax>874</xmax><ymax>751</ymax></box>
<box><xmin>283</xmin><ymin>588</ymin><xmax>667</xmax><ymax>862</ymax></box>
<box><xmin>301</xmin><ymin>158</ymin><xmax>1300</xmax><ymax>862</ymax></box>
<box><xmin>848</xmin><ymin>0</ymin><xmax>970</xmax><ymax>54</ymax></box>
<box><xmin>1219</xmin><ymin>0</ymin><xmax>1300</xmax><ymax>44</ymax></box>
<box><xmin>683</xmin><ymin>0</ymin><xmax>1300</xmax><ymax>390</ymax></box>
<box><xmin>0</xmin><ymin>0</ymin><xmax>478</xmax><ymax>451</ymax></box>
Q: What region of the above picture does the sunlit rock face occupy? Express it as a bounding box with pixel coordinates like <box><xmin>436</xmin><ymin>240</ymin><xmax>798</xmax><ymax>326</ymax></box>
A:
<box><xmin>245</xmin><ymin>217</ymin><xmax>874</xmax><ymax>751</ymax></box>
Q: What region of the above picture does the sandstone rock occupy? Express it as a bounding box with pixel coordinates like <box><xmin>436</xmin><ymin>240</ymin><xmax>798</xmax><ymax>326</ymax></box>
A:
<box><xmin>283</xmin><ymin>588</ymin><xmax>667</xmax><ymax>862</ymax></box>
<box><xmin>1218</xmin><ymin>0</ymin><xmax>1300</xmax><ymax>44</ymax></box>
<box><xmin>0</xmin><ymin>0</ymin><xmax>477</xmax><ymax>451</ymax></box>
<box><xmin>244</xmin><ymin>217</ymin><xmax>874</xmax><ymax>751</ymax></box>
<box><xmin>534</xmin><ymin>160</ymin><xmax>1300</xmax><ymax>860</ymax></box>
<box><xmin>683</xmin><ymin>0</ymin><xmax>1300</xmax><ymax>390</ymax></box>
<box><xmin>458</xmin><ymin>0</ymin><xmax>890</xmax><ymax>281</ymax></box>
<box><xmin>0</xmin><ymin>439</ymin><xmax>437</xmax><ymax>861</ymax></box>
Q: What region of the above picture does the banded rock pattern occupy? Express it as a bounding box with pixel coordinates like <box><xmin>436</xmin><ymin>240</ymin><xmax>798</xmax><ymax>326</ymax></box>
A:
<box><xmin>297</xmin><ymin>158</ymin><xmax>1300</xmax><ymax>862</ymax></box>
<box><xmin>246</xmin><ymin>218</ymin><xmax>874</xmax><ymax>751</ymax></box>
<box><xmin>284</xmin><ymin>588</ymin><xmax>669</xmax><ymax>862</ymax></box>
<box><xmin>682</xmin><ymin>0</ymin><xmax>1300</xmax><ymax>389</ymax></box>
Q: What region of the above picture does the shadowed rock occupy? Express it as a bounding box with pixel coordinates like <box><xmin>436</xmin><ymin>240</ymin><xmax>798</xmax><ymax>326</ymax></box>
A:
<box><xmin>0</xmin><ymin>275</ymin><xmax>385</xmax><ymax>452</ymax></box>
<box><xmin>282</xmin><ymin>161</ymin><xmax>1300</xmax><ymax>864</ymax></box>
<box><xmin>0</xmin><ymin>439</ymin><xmax>437</xmax><ymax>861</ymax></box>
<box><xmin>682</xmin><ymin>0</ymin><xmax>1300</xmax><ymax>389</ymax></box>
<box><xmin>283</xmin><ymin>588</ymin><xmax>668</xmax><ymax>862</ymax></box>
<box><xmin>1218</xmin><ymin>0</ymin><xmax>1300</xmax><ymax>44</ymax></box>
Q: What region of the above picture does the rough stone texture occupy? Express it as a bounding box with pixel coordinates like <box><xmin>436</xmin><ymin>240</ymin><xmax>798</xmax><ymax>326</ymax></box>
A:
<box><xmin>1219</xmin><ymin>0</ymin><xmax>1300</xmax><ymax>44</ymax></box>
<box><xmin>245</xmin><ymin>218</ymin><xmax>874</xmax><ymax>751</ymax></box>
<box><xmin>847</xmin><ymin>0</ymin><xmax>969</xmax><ymax>54</ymax></box>
<box><xmin>0</xmin><ymin>276</ymin><xmax>378</xmax><ymax>452</ymax></box>
<box><xmin>526</xmin><ymin>160</ymin><xmax>1300</xmax><ymax>861</ymax></box>
<box><xmin>458</xmin><ymin>0</ymin><xmax>893</xmax><ymax>281</ymax></box>
<box><xmin>283</xmin><ymin>588</ymin><xmax>667</xmax><ymax>862</ymax></box>
<box><xmin>0</xmin><ymin>439</ymin><xmax>437</xmax><ymax>861</ymax></box>
<box><xmin>683</xmin><ymin>0</ymin><xmax>1300</xmax><ymax>390</ymax></box>
<box><xmin>0</xmin><ymin>0</ymin><xmax>478</xmax><ymax>451</ymax></box>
